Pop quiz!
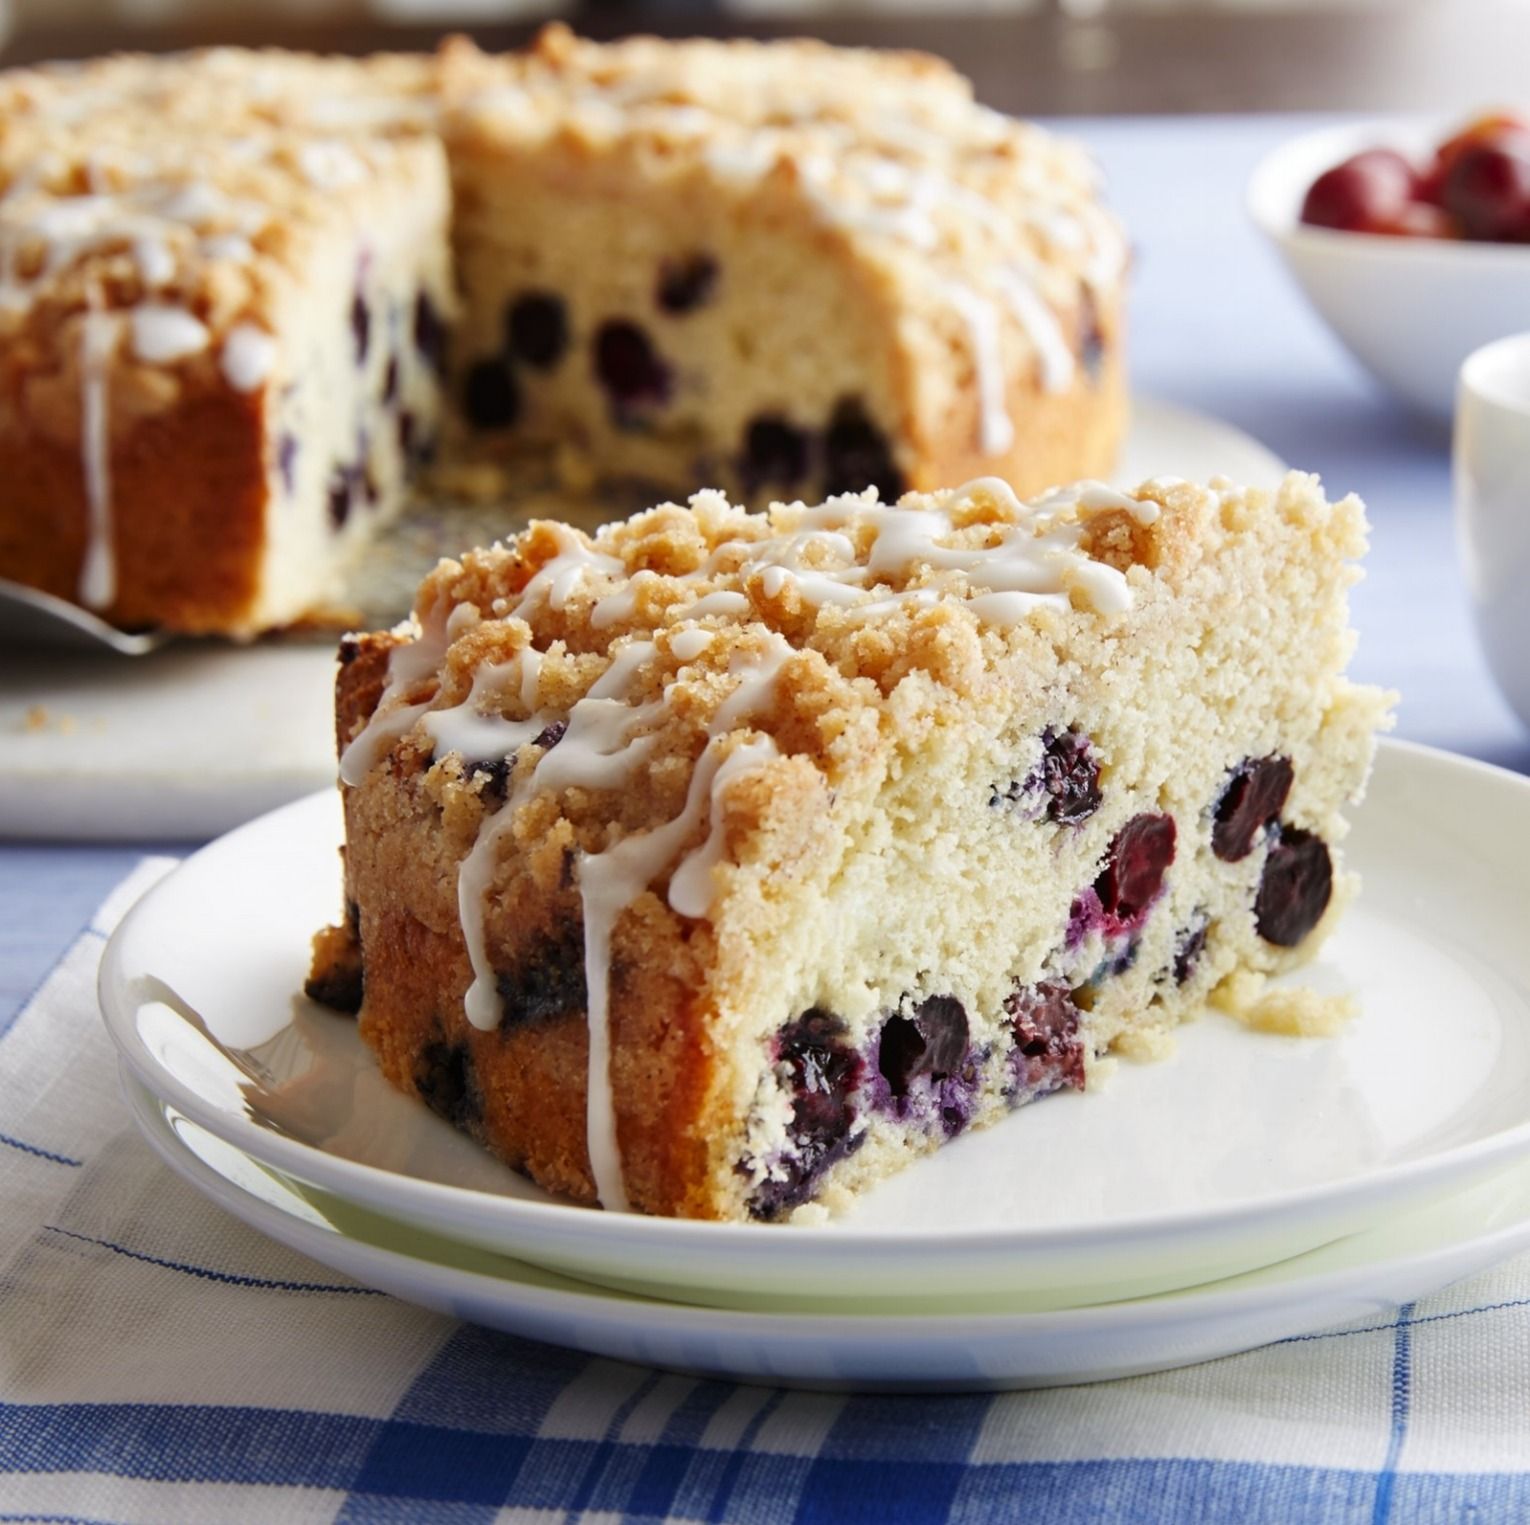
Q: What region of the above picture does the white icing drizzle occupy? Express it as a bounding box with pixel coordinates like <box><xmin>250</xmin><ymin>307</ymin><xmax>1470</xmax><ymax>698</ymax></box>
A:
<box><xmin>0</xmin><ymin>177</ymin><xmax>270</xmax><ymax>319</ymax></box>
<box><xmin>420</xmin><ymin>661</ymin><xmax>552</xmax><ymax>762</ymax></box>
<box><xmin>704</xmin><ymin>137</ymin><xmax>779</xmax><ymax>184</ymax></box>
<box><xmin>680</xmin><ymin>590</ymin><xmax>751</xmax><ymax>619</ymax></box>
<box><xmin>306</xmin><ymin>93</ymin><xmax>434</xmax><ymax>131</ymax></box>
<box><xmin>347</xmin><ymin>475</ymin><xmax>1149</xmax><ymax>790</ymax></box>
<box><xmin>77</xmin><ymin>302</ymin><xmax>119</xmax><ymax>610</ymax></box>
<box><xmin>518</xmin><ymin>645</ymin><xmax>543</xmax><ymax>709</ymax></box>
<box><xmin>991</xmin><ymin>264</ymin><xmax>1075</xmax><ymax>395</ymax></box>
<box><xmin>941</xmin><ymin>280</ymin><xmax>1014</xmax><ymax>457</ymax></box>
<box><xmin>573</xmin><ymin>638</ymin><xmax>790</xmax><ymax>1209</ymax></box>
<box><xmin>129</xmin><ymin>303</ymin><xmax>209</xmax><ymax>363</ymax></box>
<box><xmin>804</xmin><ymin>157</ymin><xmax>941</xmax><ymax>252</ymax></box>
<box><xmin>670</xmin><ymin>627</ymin><xmax>714</xmax><ymax>662</ymax></box>
<box><xmin>336</xmin><ymin>604</ymin><xmax>465</xmax><ymax>787</ymax></box>
<box><xmin>297</xmin><ymin>140</ymin><xmax>368</xmax><ymax>191</ymax></box>
<box><xmin>422</xmin><ymin>614</ymin><xmax>794</xmax><ymax>1210</ymax></box>
<box><xmin>955</xmin><ymin>475</ymin><xmax>1026</xmax><ymax>517</ymax></box>
<box><xmin>343</xmin><ymin>533</ymin><xmax>621</xmax><ymax>794</ymax></box>
<box><xmin>750</xmin><ymin>476</ymin><xmax>1152</xmax><ymax>621</ymax></box>
<box><xmin>507</xmin><ymin>524</ymin><xmax>625</xmax><ymax>620</ymax></box>
<box><xmin>591</xmin><ymin>569</ymin><xmax>658</xmax><ymax>630</ymax></box>
<box><xmin>758</xmin><ymin>565</ymin><xmax>869</xmax><ymax>608</ymax></box>
<box><xmin>649</xmin><ymin>105</ymin><xmax>713</xmax><ymax>138</ymax></box>
<box><xmin>155</xmin><ymin>183</ymin><xmax>224</xmax><ymax>223</ymax></box>
<box><xmin>667</xmin><ymin>736</ymin><xmax>779</xmax><ymax>919</ymax></box>
<box><xmin>1035</xmin><ymin>478</ymin><xmax>1158</xmax><ymax>521</ymax></box>
<box><xmin>199</xmin><ymin>232</ymin><xmax>255</xmax><ymax>263</ymax></box>
<box><xmin>133</xmin><ymin>237</ymin><xmax>174</xmax><ymax>287</ymax></box>
<box><xmin>220</xmin><ymin>322</ymin><xmax>277</xmax><ymax>392</ymax></box>
<box><xmin>455</xmin><ymin>639</ymin><xmax>664</xmax><ymax>1032</ymax></box>
<box><xmin>794</xmin><ymin>156</ymin><xmax>1076</xmax><ymax>450</ymax></box>
<box><xmin>764</xmin><ymin>130</ymin><xmax>1123</xmax><ymax>451</ymax></box>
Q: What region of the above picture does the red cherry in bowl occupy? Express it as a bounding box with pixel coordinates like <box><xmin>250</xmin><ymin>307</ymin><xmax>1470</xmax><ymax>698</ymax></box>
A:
<box><xmin>1300</xmin><ymin>148</ymin><xmax>1419</xmax><ymax>234</ymax></box>
<box><xmin>1440</xmin><ymin>133</ymin><xmax>1530</xmax><ymax>242</ymax></box>
<box><xmin>1421</xmin><ymin>112</ymin><xmax>1530</xmax><ymax>205</ymax></box>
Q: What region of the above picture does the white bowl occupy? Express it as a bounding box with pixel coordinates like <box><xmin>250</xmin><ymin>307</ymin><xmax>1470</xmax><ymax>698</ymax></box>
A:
<box><xmin>1249</xmin><ymin>119</ymin><xmax>1530</xmax><ymax>421</ymax></box>
<box><xmin>1456</xmin><ymin>332</ymin><xmax>1530</xmax><ymax>731</ymax></box>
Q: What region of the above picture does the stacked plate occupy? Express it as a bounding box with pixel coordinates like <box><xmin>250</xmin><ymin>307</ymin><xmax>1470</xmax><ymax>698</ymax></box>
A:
<box><xmin>101</xmin><ymin>737</ymin><xmax>1530</xmax><ymax>1392</ymax></box>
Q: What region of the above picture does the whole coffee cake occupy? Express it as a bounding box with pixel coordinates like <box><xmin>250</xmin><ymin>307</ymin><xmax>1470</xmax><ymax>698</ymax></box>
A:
<box><xmin>310</xmin><ymin>471</ymin><xmax>1390</xmax><ymax>1220</ymax></box>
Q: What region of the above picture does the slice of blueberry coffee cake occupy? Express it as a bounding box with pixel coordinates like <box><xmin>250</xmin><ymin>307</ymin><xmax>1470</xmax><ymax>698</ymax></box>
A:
<box><xmin>308</xmin><ymin>471</ymin><xmax>1390</xmax><ymax>1220</ymax></box>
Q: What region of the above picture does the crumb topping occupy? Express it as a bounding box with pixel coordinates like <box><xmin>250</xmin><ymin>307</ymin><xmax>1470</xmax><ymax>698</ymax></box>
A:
<box><xmin>342</xmin><ymin>474</ymin><xmax>1171</xmax><ymax>794</ymax></box>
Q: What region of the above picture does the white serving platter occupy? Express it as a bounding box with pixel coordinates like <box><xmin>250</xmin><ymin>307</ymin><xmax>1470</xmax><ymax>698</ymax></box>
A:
<box><xmin>125</xmin><ymin>1068</ymin><xmax>1530</xmax><ymax>1392</ymax></box>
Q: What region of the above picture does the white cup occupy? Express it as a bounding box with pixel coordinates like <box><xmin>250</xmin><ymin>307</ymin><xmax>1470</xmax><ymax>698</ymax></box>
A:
<box><xmin>1456</xmin><ymin>333</ymin><xmax>1530</xmax><ymax>731</ymax></box>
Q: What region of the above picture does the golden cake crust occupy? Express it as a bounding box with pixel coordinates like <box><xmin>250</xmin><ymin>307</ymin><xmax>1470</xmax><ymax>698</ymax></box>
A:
<box><xmin>0</xmin><ymin>380</ymin><xmax>268</xmax><ymax>629</ymax></box>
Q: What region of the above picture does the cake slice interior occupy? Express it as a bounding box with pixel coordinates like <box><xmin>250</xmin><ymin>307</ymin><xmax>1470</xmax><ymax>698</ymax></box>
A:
<box><xmin>440</xmin><ymin>26</ymin><xmax>1126</xmax><ymax>507</ymax></box>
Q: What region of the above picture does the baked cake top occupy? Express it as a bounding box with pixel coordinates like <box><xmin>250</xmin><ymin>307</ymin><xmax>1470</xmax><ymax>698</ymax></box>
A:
<box><xmin>0</xmin><ymin>47</ymin><xmax>438</xmax><ymax>146</ymax></box>
<box><xmin>0</xmin><ymin>26</ymin><xmax>1124</xmax><ymax>436</ymax></box>
<box><xmin>0</xmin><ymin>53</ymin><xmax>444</xmax><ymax>373</ymax></box>
<box><xmin>344</xmin><ymin>476</ymin><xmax>1150</xmax><ymax>761</ymax></box>
<box><xmin>340</xmin><ymin>473</ymin><xmax>1367</xmax><ymax>820</ymax></box>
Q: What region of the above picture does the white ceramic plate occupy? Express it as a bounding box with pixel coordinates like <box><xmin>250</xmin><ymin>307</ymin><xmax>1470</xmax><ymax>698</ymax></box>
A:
<box><xmin>2</xmin><ymin>396</ymin><xmax>1281</xmax><ymax>842</ymax></box>
<box><xmin>123</xmin><ymin>1067</ymin><xmax>1530</xmax><ymax>1392</ymax></box>
<box><xmin>100</xmin><ymin>738</ymin><xmax>1530</xmax><ymax>1311</ymax></box>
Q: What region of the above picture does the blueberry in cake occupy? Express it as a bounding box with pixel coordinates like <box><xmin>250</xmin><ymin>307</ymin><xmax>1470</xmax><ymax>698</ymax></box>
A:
<box><xmin>309</xmin><ymin>471</ymin><xmax>1391</xmax><ymax>1220</ymax></box>
<box><xmin>0</xmin><ymin>26</ymin><xmax>1126</xmax><ymax>636</ymax></box>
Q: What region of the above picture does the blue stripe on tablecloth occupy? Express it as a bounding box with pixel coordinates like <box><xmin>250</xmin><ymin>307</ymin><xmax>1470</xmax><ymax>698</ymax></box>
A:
<box><xmin>793</xmin><ymin>1459</ymin><xmax>970</xmax><ymax>1524</ymax></box>
<box><xmin>377</xmin><ymin>1324</ymin><xmax>592</xmax><ymax>1433</ymax></box>
<box><xmin>345</xmin><ymin>1423</ymin><xmax>530</xmax><ymax>1515</ymax></box>
<box><xmin>338</xmin><ymin>1326</ymin><xmax>591</xmax><ymax>1516</ymax></box>
<box><xmin>13</xmin><ymin>1404</ymin><xmax>1530</xmax><ymax>1520</ymax></box>
<box><xmin>0</xmin><ymin>1132</ymin><xmax>82</xmax><ymax>1168</ymax></box>
<box><xmin>41</xmin><ymin>1226</ymin><xmax>382</xmax><ymax>1296</ymax></box>
<box><xmin>619</xmin><ymin>1378</ymin><xmax>748</xmax><ymax>1522</ymax></box>
<box><xmin>695</xmin><ymin>1389</ymin><xmax>787</xmax><ymax>1525</ymax></box>
<box><xmin>0</xmin><ymin>1404</ymin><xmax>380</xmax><ymax>1486</ymax></box>
<box><xmin>787</xmin><ymin>1393</ymin><xmax>993</xmax><ymax>1524</ymax></box>
<box><xmin>558</xmin><ymin>1368</ymin><xmax>666</xmax><ymax>1519</ymax></box>
<box><xmin>1370</xmin><ymin>1302</ymin><xmax>1416</xmax><ymax>1525</ymax></box>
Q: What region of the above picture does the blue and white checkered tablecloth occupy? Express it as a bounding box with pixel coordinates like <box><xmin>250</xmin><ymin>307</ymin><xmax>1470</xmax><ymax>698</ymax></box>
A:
<box><xmin>8</xmin><ymin>859</ymin><xmax>1530</xmax><ymax>1522</ymax></box>
<box><xmin>6</xmin><ymin>113</ymin><xmax>1530</xmax><ymax>1523</ymax></box>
